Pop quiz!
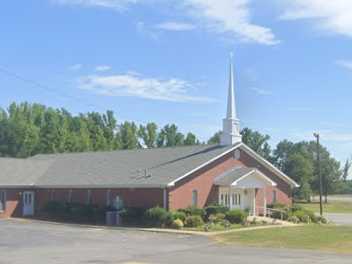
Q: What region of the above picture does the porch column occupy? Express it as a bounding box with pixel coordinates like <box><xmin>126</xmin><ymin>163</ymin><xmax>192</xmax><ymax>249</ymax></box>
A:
<box><xmin>252</xmin><ymin>189</ymin><xmax>256</xmax><ymax>216</ymax></box>
<box><xmin>263</xmin><ymin>188</ymin><xmax>267</xmax><ymax>217</ymax></box>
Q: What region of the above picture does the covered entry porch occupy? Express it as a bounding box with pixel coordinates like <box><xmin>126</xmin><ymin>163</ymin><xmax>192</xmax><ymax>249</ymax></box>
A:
<box><xmin>214</xmin><ymin>167</ymin><xmax>277</xmax><ymax>216</ymax></box>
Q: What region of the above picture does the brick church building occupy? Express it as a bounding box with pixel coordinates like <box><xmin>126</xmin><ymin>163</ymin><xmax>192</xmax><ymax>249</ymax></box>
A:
<box><xmin>0</xmin><ymin>57</ymin><xmax>298</xmax><ymax>218</ymax></box>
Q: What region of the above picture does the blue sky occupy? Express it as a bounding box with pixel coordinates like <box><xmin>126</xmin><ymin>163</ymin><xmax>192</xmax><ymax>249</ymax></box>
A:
<box><xmin>1</xmin><ymin>0</ymin><xmax>352</xmax><ymax>166</ymax></box>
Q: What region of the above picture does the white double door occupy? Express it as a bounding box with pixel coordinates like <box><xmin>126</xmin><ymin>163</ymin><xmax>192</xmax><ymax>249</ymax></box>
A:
<box><xmin>22</xmin><ymin>191</ymin><xmax>35</xmax><ymax>216</ymax></box>
<box><xmin>219</xmin><ymin>187</ymin><xmax>254</xmax><ymax>210</ymax></box>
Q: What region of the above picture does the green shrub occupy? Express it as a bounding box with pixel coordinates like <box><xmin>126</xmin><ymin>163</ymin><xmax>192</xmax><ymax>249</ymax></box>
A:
<box><xmin>179</xmin><ymin>207</ymin><xmax>206</xmax><ymax>219</ymax></box>
<box><xmin>184</xmin><ymin>215</ymin><xmax>204</xmax><ymax>227</ymax></box>
<box><xmin>171</xmin><ymin>219</ymin><xmax>184</xmax><ymax>229</ymax></box>
<box><xmin>225</xmin><ymin>209</ymin><xmax>247</xmax><ymax>224</ymax></box>
<box><xmin>171</xmin><ymin>211</ymin><xmax>186</xmax><ymax>222</ymax></box>
<box><xmin>120</xmin><ymin>207</ymin><xmax>146</xmax><ymax>225</ymax></box>
<box><xmin>291</xmin><ymin>204</ymin><xmax>304</xmax><ymax>212</ymax></box>
<box><xmin>293</xmin><ymin>209</ymin><xmax>305</xmax><ymax>221</ymax></box>
<box><xmin>287</xmin><ymin>215</ymin><xmax>300</xmax><ymax>224</ymax></box>
<box><xmin>318</xmin><ymin>216</ymin><xmax>328</xmax><ymax>224</ymax></box>
<box><xmin>301</xmin><ymin>215</ymin><xmax>311</xmax><ymax>224</ymax></box>
<box><xmin>208</xmin><ymin>213</ymin><xmax>226</xmax><ymax>224</ymax></box>
<box><xmin>205</xmin><ymin>205</ymin><xmax>229</xmax><ymax>218</ymax></box>
<box><xmin>304</xmin><ymin>209</ymin><xmax>318</xmax><ymax>223</ymax></box>
<box><xmin>145</xmin><ymin>207</ymin><xmax>172</xmax><ymax>227</ymax></box>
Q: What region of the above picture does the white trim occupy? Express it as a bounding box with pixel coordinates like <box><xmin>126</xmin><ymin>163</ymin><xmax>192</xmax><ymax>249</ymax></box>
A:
<box><xmin>232</xmin><ymin>169</ymin><xmax>277</xmax><ymax>187</ymax></box>
<box><xmin>239</xmin><ymin>144</ymin><xmax>299</xmax><ymax>188</ymax></box>
<box><xmin>167</xmin><ymin>144</ymin><xmax>241</xmax><ymax>187</ymax></box>
<box><xmin>167</xmin><ymin>142</ymin><xmax>299</xmax><ymax>188</ymax></box>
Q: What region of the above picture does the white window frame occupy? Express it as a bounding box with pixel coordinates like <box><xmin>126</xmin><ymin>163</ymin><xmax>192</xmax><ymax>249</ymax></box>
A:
<box><xmin>0</xmin><ymin>190</ymin><xmax>6</xmax><ymax>212</ymax></box>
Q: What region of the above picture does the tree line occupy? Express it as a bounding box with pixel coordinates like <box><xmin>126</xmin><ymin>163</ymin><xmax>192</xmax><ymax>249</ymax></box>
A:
<box><xmin>0</xmin><ymin>102</ymin><xmax>200</xmax><ymax>158</ymax></box>
<box><xmin>0</xmin><ymin>102</ymin><xmax>350</xmax><ymax>199</ymax></box>
<box><xmin>208</xmin><ymin>128</ymin><xmax>349</xmax><ymax>200</ymax></box>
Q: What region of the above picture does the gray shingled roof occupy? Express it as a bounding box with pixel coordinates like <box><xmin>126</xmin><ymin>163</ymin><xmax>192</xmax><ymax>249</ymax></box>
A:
<box><xmin>0</xmin><ymin>144</ymin><xmax>237</xmax><ymax>188</ymax></box>
<box><xmin>214</xmin><ymin>166</ymin><xmax>255</xmax><ymax>186</ymax></box>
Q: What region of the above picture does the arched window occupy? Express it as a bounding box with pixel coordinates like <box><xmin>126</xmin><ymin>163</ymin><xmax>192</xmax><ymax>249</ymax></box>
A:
<box><xmin>192</xmin><ymin>190</ymin><xmax>198</xmax><ymax>207</ymax></box>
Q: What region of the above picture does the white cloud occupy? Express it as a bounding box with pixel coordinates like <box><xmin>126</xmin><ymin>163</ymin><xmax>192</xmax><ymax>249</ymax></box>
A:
<box><xmin>78</xmin><ymin>72</ymin><xmax>214</xmax><ymax>103</ymax></box>
<box><xmin>336</xmin><ymin>60</ymin><xmax>352</xmax><ymax>71</ymax></box>
<box><xmin>68</xmin><ymin>64</ymin><xmax>83</xmax><ymax>71</ymax></box>
<box><xmin>52</xmin><ymin>0</ymin><xmax>139</xmax><ymax>10</ymax></box>
<box><xmin>182</xmin><ymin>0</ymin><xmax>279</xmax><ymax>45</ymax></box>
<box><xmin>52</xmin><ymin>0</ymin><xmax>279</xmax><ymax>45</ymax></box>
<box><xmin>95</xmin><ymin>65</ymin><xmax>112</xmax><ymax>72</ymax></box>
<box><xmin>155</xmin><ymin>22</ymin><xmax>196</xmax><ymax>31</ymax></box>
<box><xmin>279</xmin><ymin>0</ymin><xmax>352</xmax><ymax>38</ymax></box>
<box><xmin>250</xmin><ymin>87</ymin><xmax>272</xmax><ymax>96</ymax></box>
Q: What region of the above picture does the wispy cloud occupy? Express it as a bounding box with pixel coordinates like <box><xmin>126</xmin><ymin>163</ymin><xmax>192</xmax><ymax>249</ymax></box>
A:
<box><xmin>155</xmin><ymin>21</ymin><xmax>196</xmax><ymax>31</ymax></box>
<box><xmin>95</xmin><ymin>65</ymin><xmax>112</xmax><ymax>72</ymax></box>
<box><xmin>53</xmin><ymin>0</ymin><xmax>279</xmax><ymax>45</ymax></box>
<box><xmin>68</xmin><ymin>64</ymin><xmax>83</xmax><ymax>71</ymax></box>
<box><xmin>336</xmin><ymin>60</ymin><xmax>352</xmax><ymax>71</ymax></box>
<box><xmin>183</xmin><ymin>0</ymin><xmax>279</xmax><ymax>45</ymax></box>
<box><xmin>250</xmin><ymin>87</ymin><xmax>272</xmax><ymax>96</ymax></box>
<box><xmin>78</xmin><ymin>72</ymin><xmax>214</xmax><ymax>103</ymax></box>
<box><xmin>52</xmin><ymin>0</ymin><xmax>139</xmax><ymax>10</ymax></box>
<box><xmin>279</xmin><ymin>0</ymin><xmax>352</xmax><ymax>38</ymax></box>
<box><xmin>136</xmin><ymin>21</ymin><xmax>159</xmax><ymax>40</ymax></box>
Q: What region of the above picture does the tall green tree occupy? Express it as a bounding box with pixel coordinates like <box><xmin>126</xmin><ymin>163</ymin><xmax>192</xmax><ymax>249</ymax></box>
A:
<box><xmin>138</xmin><ymin>123</ymin><xmax>158</xmax><ymax>148</ymax></box>
<box><xmin>240</xmin><ymin>128</ymin><xmax>272</xmax><ymax>160</ymax></box>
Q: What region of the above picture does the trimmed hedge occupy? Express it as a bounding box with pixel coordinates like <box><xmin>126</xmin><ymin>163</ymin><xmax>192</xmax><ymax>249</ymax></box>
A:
<box><xmin>179</xmin><ymin>207</ymin><xmax>206</xmax><ymax>219</ymax></box>
<box><xmin>205</xmin><ymin>205</ymin><xmax>229</xmax><ymax>219</ymax></box>
<box><xmin>184</xmin><ymin>215</ymin><xmax>204</xmax><ymax>227</ymax></box>
<box><xmin>171</xmin><ymin>211</ymin><xmax>186</xmax><ymax>222</ymax></box>
<box><xmin>225</xmin><ymin>209</ymin><xmax>247</xmax><ymax>224</ymax></box>
<box><xmin>144</xmin><ymin>207</ymin><xmax>173</xmax><ymax>227</ymax></box>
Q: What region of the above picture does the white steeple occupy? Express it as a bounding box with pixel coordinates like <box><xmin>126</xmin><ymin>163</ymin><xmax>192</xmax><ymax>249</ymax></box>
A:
<box><xmin>220</xmin><ymin>53</ymin><xmax>242</xmax><ymax>146</ymax></box>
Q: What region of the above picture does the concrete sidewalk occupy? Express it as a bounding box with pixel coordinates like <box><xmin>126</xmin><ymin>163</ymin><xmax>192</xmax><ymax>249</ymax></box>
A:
<box><xmin>325</xmin><ymin>213</ymin><xmax>352</xmax><ymax>225</ymax></box>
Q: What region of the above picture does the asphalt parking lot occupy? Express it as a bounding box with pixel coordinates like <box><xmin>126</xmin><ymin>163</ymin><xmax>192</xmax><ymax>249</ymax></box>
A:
<box><xmin>0</xmin><ymin>219</ymin><xmax>351</xmax><ymax>264</ymax></box>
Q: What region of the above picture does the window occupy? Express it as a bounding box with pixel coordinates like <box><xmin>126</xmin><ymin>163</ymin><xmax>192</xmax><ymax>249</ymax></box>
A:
<box><xmin>0</xmin><ymin>190</ymin><xmax>6</xmax><ymax>212</ymax></box>
<box><xmin>50</xmin><ymin>190</ymin><xmax>55</xmax><ymax>201</ymax></box>
<box><xmin>87</xmin><ymin>190</ymin><xmax>92</xmax><ymax>205</ymax></box>
<box><xmin>192</xmin><ymin>190</ymin><xmax>198</xmax><ymax>207</ymax></box>
<box><xmin>112</xmin><ymin>195</ymin><xmax>123</xmax><ymax>210</ymax></box>
<box><xmin>67</xmin><ymin>190</ymin><xmax>72</xmax><ymax>203</ymax></box>
<box><xmin>106</xmin><ymin>189</ymin><xmax>111</xmax><ymax>206</ymax></box>
<box><xmin>220</xmin><ymin>194</ymin><xmax>224</xmax><ymax>205</ymax></box>
<box><xmin>272</xmin><ymin>190</ymin><xmax>277</xmax><ymax>203</ymax></box>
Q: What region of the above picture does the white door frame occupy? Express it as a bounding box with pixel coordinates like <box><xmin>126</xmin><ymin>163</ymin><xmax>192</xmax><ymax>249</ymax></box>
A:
<box><xmin>22</xmin><ymin>191</ymin><xmax>35</xmax><ymax>216</ymax></box>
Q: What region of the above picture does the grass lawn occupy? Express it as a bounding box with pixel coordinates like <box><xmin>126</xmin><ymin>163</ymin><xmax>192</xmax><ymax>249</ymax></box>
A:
<box><xmin>215</xmin><ymin>225</ymin><xmax>352</xmax><ymax>254</ymax></box>
<box><xmin>297</xmin><ymin>201</ymin><xmax>352</xmax><ymax>213</ymax></box>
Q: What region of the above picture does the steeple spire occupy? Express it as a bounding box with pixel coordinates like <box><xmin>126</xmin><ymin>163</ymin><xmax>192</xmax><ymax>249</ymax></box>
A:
<box><xmin>220</xmin><ymin>53</ymin><xmax>242</xmax><ymax>146</ymax></box>
<box><xmin>227</xmin><ymin>52</ymin><xmax>236</xmax><ymax>119</ymax></box>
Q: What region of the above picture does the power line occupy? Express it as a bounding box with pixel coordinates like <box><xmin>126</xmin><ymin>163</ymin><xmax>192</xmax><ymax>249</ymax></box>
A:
<box><xmin>0</xmin><ymin>65</ymin><xmax>101</xmax><ymax>110</ymax></box>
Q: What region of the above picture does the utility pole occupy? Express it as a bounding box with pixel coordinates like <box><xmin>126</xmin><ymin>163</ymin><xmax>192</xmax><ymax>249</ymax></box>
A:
<box><xmin>313</xmin><ymin>133</ymin><xmax>323</xmax><ymax>216</ymax></box>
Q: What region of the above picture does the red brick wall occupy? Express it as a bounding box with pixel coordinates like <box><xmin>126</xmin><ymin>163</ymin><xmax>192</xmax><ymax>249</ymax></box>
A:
<box><xmin>35</xmin><ymin>188</ymin><xmax>164</xmax><ymax>211</ymax></box>
<box><xmin>168</xmin><ymin>152</ymin><xmax>244</xmax><ymax>210</ymax></box>
<box><xmin>0</xmin><ymin>188</ymin><xmax>164</xmax><ymax>218</ymax></box>
<box><xmin>0</xmin><ymin>189</ymin><xmax>23</xmax><ymax>218</ymax></box>
<box><xmin>168</xmin><ymin>149</ymin><xmax>293</xmax><ymax>210</ymax></box>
